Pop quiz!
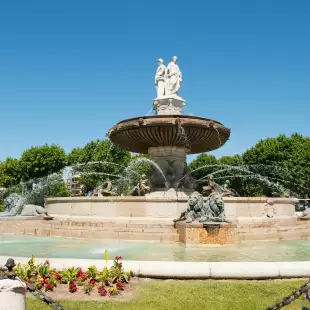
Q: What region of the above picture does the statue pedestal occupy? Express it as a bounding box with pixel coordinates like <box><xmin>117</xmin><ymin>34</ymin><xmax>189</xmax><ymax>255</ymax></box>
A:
<box><xmin>176</xmin><ymin>221</ymin><xmax>237</xmax><ymax>245</ymax></box>
<box><xmin>153</xmin><ymin>96</ymin><xmax>185</xmax><ymax>115</ymax></box>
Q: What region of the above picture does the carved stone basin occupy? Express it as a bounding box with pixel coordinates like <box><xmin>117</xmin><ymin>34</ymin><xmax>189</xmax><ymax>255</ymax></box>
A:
<box><xmin>107</xmin><ymin>115</ymin><xmax>230</xmax><ymax>154</ymax></box>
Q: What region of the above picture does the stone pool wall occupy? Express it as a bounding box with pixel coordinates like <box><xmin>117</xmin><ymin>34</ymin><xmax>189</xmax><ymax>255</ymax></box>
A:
<box><xmin>44</xmin><ymin>196</ymin><xmax>297</xmax><ymax>220</ymax></box>
<box><xmin>0</xmin><ymin>197</ymin><xmax>309</xmax><ymax>244</ymax></box>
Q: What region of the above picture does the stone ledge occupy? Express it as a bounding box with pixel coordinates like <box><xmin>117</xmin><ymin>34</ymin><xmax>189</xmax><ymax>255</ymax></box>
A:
<box><xmin>45</xmin><ymin>196</ymin><xmax>298</xmax><ymax>204</ymax></box>
<box><xmin>2</xmin><ymin>257</ymin><xmax>310</xmax><ymax>279</ymax></box>
<box><xmin>0</xmin><ymin>216</ymin><xmax>45</xmax><ymax>221</ymax></box>
<box><xmin>176</xmin><ymin>221</ymin><xmax>237</xmax><ymax>229</ymax></box>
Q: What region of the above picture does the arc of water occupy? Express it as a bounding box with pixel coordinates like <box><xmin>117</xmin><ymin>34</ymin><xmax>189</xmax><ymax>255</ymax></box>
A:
<box><xmin>198</xmin><ymin>165</ymin><xmax>307</xmax><ymax>191</ymax></box>
<box><xmin>133</xmin><ymin>157</ymin><xmax>168</xmax><ymax>183</ymax></box>
<box><xmin>177</xmin><ymin>164</ymin><xmax>233</xmax><ymax>183</ymax></box>
<box><xmin>214</xmin><ymin>127</ymin><xmax>222</xmax><ymax>147</ymax></box>
<box><xmin>210</xmin><ymin>174</ymin><xmax>291</xmax><ymax>195</ymax></box>
<box><xmin>74</xmin><ymin>161</ymin><xmax>124</xmax><ymax>169</ymax></box>
<box><xmin>78</xmin><ymin>172</ymin><xmax>130</xmax><ymax>180</ymax></box>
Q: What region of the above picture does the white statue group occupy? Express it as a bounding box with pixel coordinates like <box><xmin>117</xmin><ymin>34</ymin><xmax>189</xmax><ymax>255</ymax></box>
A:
<box><xmin>155</xmin><ymin>56</ymin><xmax>182</xmax><ymax>99</ymax></box>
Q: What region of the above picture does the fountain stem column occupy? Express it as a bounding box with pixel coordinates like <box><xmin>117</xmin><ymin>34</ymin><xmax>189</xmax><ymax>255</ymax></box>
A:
<box><xmin>147</xmin><ymin>146</ymin><xmax>194</xmax><ymax>191</ymax></box>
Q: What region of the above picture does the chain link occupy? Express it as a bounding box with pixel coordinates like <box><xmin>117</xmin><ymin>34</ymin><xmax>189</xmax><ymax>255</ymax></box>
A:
<box><xmin>266</xmin><ymin>280</ymin><xmax>310</xmax><ymax>310</ymax></box>
<box><xmin>25</xmin><ymin>282</ymin><xmax>67</xmax><ymax>310</ymax></box>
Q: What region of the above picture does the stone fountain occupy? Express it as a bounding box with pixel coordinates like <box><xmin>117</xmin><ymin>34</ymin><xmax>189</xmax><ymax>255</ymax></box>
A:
<box><xmin>0</xmin><ymin>57</ymin><xmax>305</xmax><ymax>246</ymax></box>
<box><xmin>108</xmin><ymin>56</ymin><xmax>230</xmax><ymax>198</ymax></box>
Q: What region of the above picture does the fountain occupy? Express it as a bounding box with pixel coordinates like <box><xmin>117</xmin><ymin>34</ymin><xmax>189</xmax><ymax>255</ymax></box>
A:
<box><xmin>0</xmin><ymin>56</ymin><xmax>308</xmax><ymax>247</ymax></box>
<box><xmin>107</xmin><ymin>56</ymin><xmax>230</xmax><ymax>198</ymax></box>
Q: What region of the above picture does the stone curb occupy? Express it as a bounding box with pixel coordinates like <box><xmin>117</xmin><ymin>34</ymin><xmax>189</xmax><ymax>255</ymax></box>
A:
<box><xmin>1</xmin><ymin>256</ymin><xmax>310</xmax><ymax>279</ymax></box>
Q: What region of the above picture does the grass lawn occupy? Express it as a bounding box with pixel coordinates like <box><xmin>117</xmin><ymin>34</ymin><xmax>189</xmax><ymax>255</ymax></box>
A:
<box><xmin>26</xmin><ymin>279</ymin><xmax>309</xmax><ymax>310</ymax></box>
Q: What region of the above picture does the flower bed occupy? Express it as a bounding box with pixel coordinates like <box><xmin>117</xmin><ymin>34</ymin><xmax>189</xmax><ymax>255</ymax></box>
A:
<box><xmin>15</xmin><ymin>254</ymin><xmax>133</xmax><ymax>297</ymax></box>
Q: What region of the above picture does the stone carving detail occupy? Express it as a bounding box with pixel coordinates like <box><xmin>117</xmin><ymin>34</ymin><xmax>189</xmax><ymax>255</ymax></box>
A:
<box><xmin>0</xmin><ymin>193</ymin><xmax>48</xmax><ymax>217</ymax></box>
<box><xmin>222</xmin><ymin>180</ymin><xmax>239</xmax><ymax>197</ymax></box>
<box><xmin>202</xmin><ymin>175</ymin><xmax>221</xmax><ymax>197</ymax></box>
<box><xmin>131</xmin><ymin>174</ymin><xmax>151</xmax><ymax>196</ymax></box>
<box><xmin>98</xmin><ymin>178</ymin><xmax>117</xmax><ymax>196</ymax></box>
<box><xmin>174</xmin><ymin>191</ymin><xmax>228</xmax><ymax>224</ymax></box>
<box><xmin>297</xmin><ymin>200</ymin><xmax>310</xmax><ymax>220</ymax></box>
<box><xmin>148</xmin><ymin>158</ymin><xmax>194</xmax><ymax>189</ymax></box>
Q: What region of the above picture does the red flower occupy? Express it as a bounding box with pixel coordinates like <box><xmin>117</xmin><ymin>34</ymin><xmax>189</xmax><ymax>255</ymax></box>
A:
<box><xmin>45</xmin><ymin>283</ymin><xmax>54</xmax><ymax>292</ymax></box>
<box><xmin>45</xmin><ymin>260</ymin><xmax>50</xmax><ymax>265</ymax></box>
<box><xmin>54</xmin><ymin>272</ymin><xmax>62</xmax><ymax>280</ymax></box>
<box><xmin>97</xmin><ymin>286</ymin><xmax>107</xmax><ymax>296</ymax></box>
<box><xmin>89</xmin><ymin>279</ymin><xmax>97</xmax><ymax>286</ymax></box>
<box><xmin>118</xmin><ymin>262</ymin><xmax>122</xmax><ymax>268</ymax></box>
<box><xmin>76</xmin><ymin>268</ymin><xmax>83</xmax><ymax>277</ymax></box>
<box><xmin>69</xmin><ymin>283</ymin><xmax>78</xmax><ymax>293</ymax></box>
<box><xmin>116</xmin><ymin>280</ymin><xmax>124</xmax><ymax>291</ymax></box>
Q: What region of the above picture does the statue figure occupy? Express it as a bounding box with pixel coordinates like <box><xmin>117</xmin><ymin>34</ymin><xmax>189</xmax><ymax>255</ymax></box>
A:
<box><xmin>174</xmin><ymin>191</ymin><xmax>204</xmax><ymax>224</ymax></box>
<box><xmin>131</xmin><ymin>174</ymin><xmax>151</xmax><ymax>196</ymax></box>
<box><xmin>100</xmin><ymin>178</ymin><xmax>114</xmax><ymax>196</ymax></box>
<box><xmin>155</xmin><ymin>58</ymin><xmax>166</xmax><ymax>98</ymax></box>
<box><xmin>139</xmin><ymin>174</ymin><xmax>151</xmax><ymax>196</ymax></box>
<box><xmin>174</xmin><ymin>191</ymin><xmax>229</xmax><ymax>224</ymax></box>
<box><xmin>222</xmin><ymin>180</ymin><xmax>239</xmax><ymax>197</ymax></box>
<box><xmin>200</xmin><ymin>191</ymin><xmax>227</xmax><ymax>222</ymax></box>
<box><xmin>202</xmin><ymin>175</ymin><xmax>220</xmax><ymax>197</ymax></box>
<box><xmin>0</xmin><ymin>193</ymin><xmax>49</xmax><ymax>217</ymax></box>
<box><xmin>300</xmin><ymin>207</ymin><xmax>310</xmax><ymax>220</ymax></box>
<box><xmin>298</xmin><ymin>199</ymin><xmax>310</xmax><ymax>220</ymax></box>
<box><xmin>165</xmin><ymin>56</ymin><xmax>182</xmax><ymax>96</ymax></box>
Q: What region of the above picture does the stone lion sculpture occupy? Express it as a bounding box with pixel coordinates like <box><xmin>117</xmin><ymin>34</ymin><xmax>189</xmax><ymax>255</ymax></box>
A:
<box><xmin>174</xmin><ymin>191</ymin><xmax>228</xmax><ymax>224</ymax></box>
<box><xmin>0</xmin><ymin>193</ymin><xmax>49</xmax><ymax>217</ymax></box>
<box><xmin>174</xmin><ymin>191</ymin><xmax>204</xmax><ymax>224</ymax></box>
<box><xmin>200</xmin><ymin>191</ymin><xmax>227</xmax><ymax>222</ymax></box>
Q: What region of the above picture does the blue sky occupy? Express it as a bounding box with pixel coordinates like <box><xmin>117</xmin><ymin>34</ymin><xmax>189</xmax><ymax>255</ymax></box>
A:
<box><xmin>0</xmin><ymin>0</ymin><xmax>309</xmax><ymax>161</ymax></box>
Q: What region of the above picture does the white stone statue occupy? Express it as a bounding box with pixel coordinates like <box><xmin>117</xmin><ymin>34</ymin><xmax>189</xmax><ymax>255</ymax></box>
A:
<box><xmin>165</xmin><ymin>56</ymin><xmax>182</xmax><ymax>96</ymax></box>
<box><xmin>155</xmin><ymin>58</ymin><xmax>166</xmax><ymax>98</ymax></box>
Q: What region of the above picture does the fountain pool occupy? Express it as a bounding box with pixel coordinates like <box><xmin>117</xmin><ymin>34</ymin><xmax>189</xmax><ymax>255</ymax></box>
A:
<box><xmin>1</xmin><ymin>235</ymin><xmax>310</xmax><ymax>262</ymax></box>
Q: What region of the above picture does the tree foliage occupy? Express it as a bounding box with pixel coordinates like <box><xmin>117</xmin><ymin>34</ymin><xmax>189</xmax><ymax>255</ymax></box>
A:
<box><xmin>189</xmin><ymin>134</ymin><xmax>310</xmax><ymax>198</ymax></box>
<box><xmin>0</xmin><ymin>158</ymin><xmax>22</xmax><ymax>187</ymax></box>
<box><xmin>68</xmin><ymin>139</ymin><xmax>131</xmax><ymax>191</ymax></box>
<box><xmin>243</xmin><ymin>133</ymin><xmax>310</xmax><ymax>197</ymax></box>
<box><xmin>1</xmin><ymin>133</ymin><xmax>309</xmax><ymax>198</ymax></box>
<box><xmin>19</xmin><ymin>144</ymin><xmax>67</xmax><ymax>181</ymax></box>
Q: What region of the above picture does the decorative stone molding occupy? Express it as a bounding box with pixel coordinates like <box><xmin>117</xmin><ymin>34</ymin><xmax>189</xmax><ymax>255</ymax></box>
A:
<box><xmin>153</xmin><ymin>96</ymin><xmax>185</xmax><ymax>115</ymax></box>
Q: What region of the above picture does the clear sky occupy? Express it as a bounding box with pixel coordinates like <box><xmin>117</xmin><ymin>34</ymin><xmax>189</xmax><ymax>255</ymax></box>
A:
<box><xmin>0</xmin><ymin>0</ymin><xmax>309</xmax><ymax>161</ymax></box>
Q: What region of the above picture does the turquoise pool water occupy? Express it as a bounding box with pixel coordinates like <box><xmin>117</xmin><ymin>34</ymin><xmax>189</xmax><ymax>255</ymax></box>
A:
<box><xmin>0</xmin><ymin>235</ymin><xmax>309</xmax><ymax>262</ymax></box>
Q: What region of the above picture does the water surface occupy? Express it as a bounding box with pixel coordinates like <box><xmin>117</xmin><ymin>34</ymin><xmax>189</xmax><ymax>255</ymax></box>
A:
<box><xmin>0</xmin><ymin>235</ymin><xmax>309</xmax><ymax>262</ymax></box>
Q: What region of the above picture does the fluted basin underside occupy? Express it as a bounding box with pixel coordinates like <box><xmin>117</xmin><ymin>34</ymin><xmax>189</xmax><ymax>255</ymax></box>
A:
<box><xmin>108</xmin><ymin>115</ymin><xmax>230</xmax><ymax>154</ymax></box>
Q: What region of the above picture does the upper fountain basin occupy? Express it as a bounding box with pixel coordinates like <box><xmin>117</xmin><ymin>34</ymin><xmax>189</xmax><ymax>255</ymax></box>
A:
<box><xmin>107</xmin><ymin>115</ymin><xmax>230</xmax><ymax>154</ymax></box>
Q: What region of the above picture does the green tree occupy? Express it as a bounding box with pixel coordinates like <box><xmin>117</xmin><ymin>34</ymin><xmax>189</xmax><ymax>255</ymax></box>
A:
<box><xmin>188</xmin><ymin>154</ymin><xmax>218</xmax><ymax>191</ymax></box>
<box><xmin>68</xmin><ymin>139</ymin><xmax>131</xmax><ymax>191</ymax></box>
<box><xmin>19</xmin><ymin>144</ymin><xmax>67</xmax><ymax>181</ymax></box>
<box><xmin>0</xmin><ymin>158</ymin><xmax>22</xmax><ymax>187</ymax></box>
<box><xmin>47</xmin><ymin>181</ymin><xmax>71</xmax><ymax>197</ymax></box>
<box><xmin>243</xmin><ymin>133</ymin><xmax>310</xmax><ymax>197</ymax></box>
